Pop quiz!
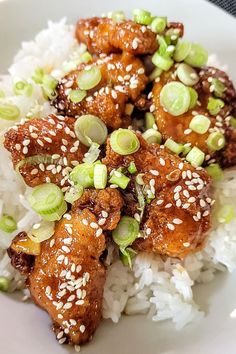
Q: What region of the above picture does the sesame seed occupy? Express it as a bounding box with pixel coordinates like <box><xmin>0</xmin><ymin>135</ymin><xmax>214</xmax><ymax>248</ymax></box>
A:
<box><xmin>96</xmin><ymin>228</ymin><xmax>103</xmax><ymax>237</ymax></box>
<box><xmin>146</xmin><ymin>228</ymin><xmax>151</xmax><ymax>235</ymax></box>
<box><xmin>174</xmin><ymin>186</ymin><xmax>182</xmax><ymax>193</ymax></box>
<box><xmin>182</xmin><ymin>203</ymin><xmax>190</xmax><ymax>209</ymax></box>
<box><xmin>102</xmin><ymin>211</ymin><xmax>108</xmax><ymax>218</ymax></box>
<box><xmin>176</xmin><ymin>199</ymin><xmax>182</xmax><ymax>207</ymax></box>
<box><xmin>159</xmin><ymin>158</ymin><xmax>165</xmax><ymax>166</ymax></box>
<box><xmin>203</xmin><ymin>210</ymin><xmax>210</xmax><ymax>217</ymax></box>
<box><xmin>82</xmin><ymin>219</ymin><xmax>88</xmax><ymax>226</ymax></box>
<box><xmin>76</xmin><ymin>300</ymin><xmax>85</xmax><ymax>306</ymax></box>
<box><xmin>22</xmin><ymin>146</ymin><xmax>28</xmax><ymax>154</ymax></box>
<box><xmin>188</xmin><ymin>197</ymin><xmax>196</xmax><ymax>203</ymax></box>
<box><xmin>193</xmin><ymin>215</ymin><xmax>199</xmax><ymax>222</ymax></box>
<box><xmin>57</xmin><ymin>255</ymin><xmax>65</xmax><ymax>262</ymax></box>
<box><xmin>150</xmin><ymin>170</ymin><xmax>159</xmax><ymax>176</ymax></box>
<box><xmin>15</xmin><ymin>144</ymin><xmax>21</xmax><ymax>151</ymax></box>
<box><xmin>57</xmin><ymin>331</ymin><xmax>64</xmax><ymax>339</ymax></box>
<box><xmin>184</xmin><ymin>129</ymin><xmax>192</xmax><ymax>135</ymax></box>
<box><xmin>58</xmin><ymin>314</ymin><xmax>63</xmax><ymax>319</ymax></box>
<box><xmin>90</xmin><ymin>222</ymin><xmax>98</xmax><ymax>229</ymax></box>
<box><xmin>156</xmin><ymin>199</ymin><xmax>164</xmax><ymax>205</ymax></box>
<box><xmin>75</xmin><ymin>345</ymin><xmax>81</xmax><ymax>352</ymax></box>
<box><xmin>62</xmin><ymin>246</ymin><xmax>70</xmax><ymax>253</ymax></box>
<box><xmin>183</xmin><ymin>190</ymin><xmax>190</xmax><ymax>198</ymax></box>
<box><xmin>183</xmin><ymin>242</ymin><xmax>190</xmax><ymax>247</ymax></box>
<box><xmin>165</xmin><ymin>203</ymin><xmax>172</xmax><ymax>208</ymax></box>
<box><xmin>80</xmin><ymin>325</ymin><xmax>86</xmax><ymax>333</ymax></box>
<box><xmin>167</xmin><ymin>223</ymin><xmax>175</xmax><ymax>231</ymax></box>
<box><xmin>58</xmin><ymin>338</ymin><xmax>66</xmax><ymax>345</ymax></box>
<box><xmin>31</xmin><ymin>168</ymin><xmax>38</xmax><ymax>175</ymax></box>
<box><xmin>67</xmin><ymin>295</ymin><xmax>76</xmax><ymax>302</ymax></box>
<box><xmin>50</xmin><ymin>239</ymin><xmax>55</xmax><ymax>248</ymax></box>
<box><xmin>63</xmin><ymin>303</ymin><xmax>72</xmax><ymax>310</ymax></box>
<box><xmin>173</xmin><ymin>218</ymin><xmax>183</xmax><ymax>224</ymax></box>
<box><xmin>76</xmin><ymin>265</ymin><xmax>82</xmax><ymax>273</ymax></box>
<box><xmin>126</xmin><ymin>64</ymin><xmax>133</xmax><ymax>72</ymax></box>
<box><xmin>45</xmin><ymin>286</ymin><xmax>51</xmax><ymax>295</ymax></box>
<box><xmin>98</xmin><ymin>218</ymin><xmax>106</xmax><ymax>225</ymax></box>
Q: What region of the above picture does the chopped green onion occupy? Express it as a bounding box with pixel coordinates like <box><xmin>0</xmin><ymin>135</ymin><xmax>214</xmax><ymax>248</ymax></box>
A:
<box><xmin>110</xmin><ymin>129</ymin><xmax>140</xmax><ymax>155</ymax></box>
<box><xmin>74</xmin><ymin>114</ymin><xmax>108</xmax><ymax>147</ymax></box>
<box><xmin>0</xmin><ymin>277</ymin><xmax>10</xmax><ymax>292</ymax></box>
<box><xmin>83</xmin><ymin>142</ymin><xmax>100</xmax><ymax>163</ymax></box>
<box><xmin>164</xmin><ymin>138</ymin><xmax>184</xmax><ymax>155</ymax></box>
<box><xmin>217</xmin><ymin>204</ymin><xmax>235</xmax><ymax>224</ymax></box>
<box><xmin>28</xmin><ymin>221</ymin><xmax>55</xmax><ymax>243</ymax></box>
<box><xmin>0</xmin><ymin>89</ymin><xmax>5</xmax><ymax>98</ymax></box>
<box><xmin>70</xmin><ymin>163</ymin><xmax>95</xmax><ymax>188</ymax></box>
<box><xmin>184</xmin><ymin>43</ymin><xmax>208</xmax><ymax>68</ymax></box>
<box><xmin>112</xmin><ymin>216</ymin><xmax>139</xmax><ymax>248</ymax></box>
<box><xmin>0</xmin><ymin>103</ymin><xmax>20</xmax><ymax>121</ymax></box>
<box><xmin>0</xmin><ymin>214</ymin><xmax>17</xmax><ymax>233</ymax></box>
<box><xmin>229</xmin><ymin>115</ymin><xmax>236</xmax><ymax>128</ymax></box>
<box><xmin>135</xmin><ymin>181</ymin><xmax>146</xmax><ymax>220</ymax></box>
<box><xmin>173</xmin><ymin>41</ymin><xmax>192</xmax><ymax>62</ymax></box>
<box><xmin>32</xmin><ymin>67</ymin><xmax>45</xmax><ymax>84</ymax></box>
<box><xmin>27</xmin><ymin>183</ymin><xmax>64</xmax><ymax>216</ymax></box>
<box><xmin>157</xmin><ymin>36</ymin><xmax>169</xmax><ymax>55</ymax></box>
<box><xmin>15</xmin><ymin>155</ymin><xmax>56</xmax><ymax>174</ymax></box>
<box><xmin>42</xmin><ymin>200</ymin><xmax>67</xmax><ymax>221</ymax></box>
<box><xmin>206</xmin><ymin>132</ymin><xmax>225</xmax><ymax>151</ymax></box>
<box><xmin>176</xmin><ymin>63</ymin><xmax>199</xmax><ymax>86</ymax></box>
<box><xmin>125</xmin><ymin>103</ymin><xmax>134</xmax><ymax>116</ymax></box>
<box><xmin>188</xmin><ymin>87</ymin><xmax>198</xmax><ymax>109</ymax></box>
<box><xmin>186</xmin><ymin>146</ymin><xmax>205</xmax><ymax>167</ymax></box>
<box><xmin>77</xmin><ymin>66</ymin><xmax>102</xmax><ymax>90</ymax></box>
<box><xmin>68</xmin><ymin>89</ymin><xmax>87</xmax><ymax>103</ymax></box>
<box><xmin>211</xmin><ymin>78</ymin><xmax>225</xmax><ymax>98</ymax></box>
<box><xmin>182</xmin><ymin>144</ymin><xmax>191</xmax><ymax>156</ymax></box>
<box><xmin>150</xmin><ymin>17</ymin><xmax>167</xmax><ymax>33</ymax></box>
<box><xmin>111</xmin><ymin>10</ymin><xmax>126</xmax><ymax>22</ymax></box>
<box><xmin>64</xmin><ymin>185</ymin><xmax>84</xmax><ymax>204</ymax></box>
<box><xmin>128</xmin><ymin>162</ymin><xmax>137</xmax><ymax>174</ymax></box>
<box><xmin>132</xmin><ymin>9</ymin><xmax>152</xmax><ymax>25</ymax></box>
<box><xmin>149</xmin><ymin>67</ymin><xmax>163</xmax><ymax>81</ymax></box>
<box><xmin>119</xmin><ymin>247</ymin><xmax>137</xmax><ymax>268</ymax></box>
<box><xmin>205</xmin><ymin>163</ymin><xmax>223</xmax><ymax>181</ymax></box>
<box><xmin>152</xmin><ymin>52</ymin><xmax>174</xmax><ymax>71</ymax></box>
<box><xmin>145</xmin><ymin>113</ymin><xmax>155</xmax><ymax>130</ymax></box>
<box><xmin>80</xmin><ymin>51</ymin><xmax>93</xmax><ymax>63</ymax></box>
<box><xmin>207</xmin><ymin>97</ymin><xmax>224</xmax><ymax>115</ymax></box>
<box><xmin>160</xmin><ymin>81</ymin><xmax>190</xmax><ymax>116</ymax></box>
<box><xmin>42</xmin><ymin>74</ymin><xmax>58</xmax><ymax>99</ymax></box>
<box><xmin>165</xmin><ymin>28</ymin><xmax>181</xmax><ymax>43</ymax></box>
<box><xmin>94</xmin><ymin>164</ymin><xmax>107</xmax><ymax>189</ymax></box>
<box><xmin>13</xmin><ymin>80</ymin><xmax>33</xmax><ymax>97</ymax></box>
<box><xmin>136</xmin><ymin>173</ymin><xmax>145</xmax><ymax>185</ymax></box>
<box><xmin>142</xmin><ymin>128</ymin><xmax>162</xmax><ymax>144</ymax></box>
<box><xmin>189</xmin><ymin>115</ymin><xmax>211</xmax><ymax>134</ymax></box>
<box><xmin>109</xmin><ymin>171</ymin><xmax>130</xmax><ymax>189</ymax></box>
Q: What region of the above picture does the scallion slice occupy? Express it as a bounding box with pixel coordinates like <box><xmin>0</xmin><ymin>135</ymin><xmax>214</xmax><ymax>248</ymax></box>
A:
<box><xmin>229</xmin><ymin>116</ymin><xmax>236</xmax><ymax>129</ymax></box>
<box><xmin>83</xmin><ymin>142</ymin><xmax>100</xmax><ymax>163</ymax></box>
<box><xmin>42</xmin><ymin>74</ymin><xmax>58</xmax><ymax>100</ymax></box>
<box><xmin>186</xmin><ymin>146</ymin><xmax>205</xmax><ymax>167</ymax></box>
<box><xmin>109</xmin><ymin>171</ymin><xmax>130</xmax><ymax>189</ymax></box>
<box><xmin>205</xmin><ymin>163</ymin><xmax>223</xmax><ymax>181</ymax></box>
<box><xmin>0</xmin><ymin>214</ymin><xmax>17</xmax><ymax>233</ymax></box>
<box><xmin>184</xmin><ymin>43</ymin><xmax>208</xmax><ymax>68</ymax></box>
<box><xmin>206</xmin><ymin>132</ymin><xmax>225</xmax><ymax>151</ymax></box>
<box><xmin>112</xmin><ymin>216</ymin><xmax>139</xmax><ymax>248</ymax></box>
<box><xmin>132</xmin><ymin>9</ymin><xmax>152</xmax><ymax>25</ymax></box>
<box><xmin>176</xmin><ymin>63</ymin><xmax>199</xmax><ymax>86</ymax></box>
<box><xmin>70</xmin><ymin>162</ymin><xmax>95</xmax><ymax>188</ymax></box>
<box><xmin>32</xmin><ymin>67</ymin><xmax>45</xmax><ymax>84</ymax></box>
<box><xmin>189</xmin><ymin>115</ymin><xmax>211</xmax><ymax>134</ymax></box>
<box><xmin>150</xmin><ymin>17</ymin><xmax>167</xmax><ymax>33</ymax></box>
<box><xmin>164</xmin><ymin>138</ymin><xmax>184</xmax><ymax>155</ymax></box>
<box><xmin>65</xmin><ymin>184</ymin><xmax>84</xmax><ymax>204</ymax></box>
<box><xmin>110</xmin><ymin>129</ymin><xmax>140</xmax><ymax>155</ymax></box>
<box><xmin>149</xmin><ymin>67</ymin><xmax>163</xmax><ymax>81</ymax></box>
<box><xmin>160</xmin><ymin>81</ymin><xmax>190</xmax><ymax>116</ymax></box>
<box><xmin>211</xmin><ymin>78</ymin><xmax>225</xmax><ymax>98</ymax></box>
<box><xmin>188</xmin><ymin>87</ymin><xmax>198</xmax><ymax>109</ymax></box>
<box><xmin>0</xmin><ymin>277</ymin><xmax>10</xmax><ymax>292</ymax></box>
<box><xmin>77</xmin><ymin>66</ymin><xmax>102</xmax><ymax>90</ymax></box>
<box><xmin>128</xmin><ymin>162</ymin><xmax>137</xmax><ymax>174</ymax></box>
<box><xmin>173</xmin><ymin>41</ymin><xmax>192</xmax><ymax>62</ymax></box>
<box><xmin>111</xmin><ymin>10</ymin><xmax>126</xmax><ymax>22</ymax></box>
<box><xmin>0</xmin><ymin>103</ymin><xmax>20</xmax><ymax>121</ymax></box>
<box><xmin>42</xmin><ymin>200</ymin><xmax>67</xmax><ymax>222</ymax></box>
<box><xmin>218</xmin><ymin>204</ymin><xmax>235</xmax><ymax>224</ymax></box>
<box><xmin>28</xmin><ymin>221</ymin><xmax>55</xmax><ymax>243</ymax></box>
<box><xmin>152</xmin><ymin>52</ymin><xmax>174</xmax><ymax>71</ymax></box>
<box><xmin>207</xmin><ymin>97</ymin><xmax>224</xmax><ymax>115</ymax></box>
<box><xmin>68</xmin><ymin>89</ymin><xmax>87</xmax><ymax>103</ymax></box>
<box><xmin>145</xmin><ymin>112</ymin><xmax>155</xmax><ymax>129</ymax></box>
<box><xmin>142</xmin><ymin>129</ymin><xmax>162</xmax><ymax>144</ymax></box>
<box><xmin>74</xmin><ymin>114</ymin><xmax>107</xmax><ymax>147</ymax></box>
<box><xmin>27</xmin><ymin>183</ymin><xmax>64</xmax><ymax>217</ymax></box>
<box><xmin>13</xmin><ymin>80</ymin><xmax>33</xmax><ymax>97</ymax></box>
<box><xmin>80</xmin><ymin>51</ymin><xmax>93</xmax><ymax>63</ymax></box>
<box><xmin>119</xmin><ymin>247</ymin><xmax>137</xmax><ymax>268</ymax></box>
<box><xmin>94</xmin><ymin>164</ymin><xmax>107</xmax><ymax>189</ymax></box>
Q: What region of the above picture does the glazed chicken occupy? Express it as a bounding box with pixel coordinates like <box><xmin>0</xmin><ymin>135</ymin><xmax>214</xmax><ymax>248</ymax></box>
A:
<box><xmin>152</xmin><ymin>66</ymin><xmax>236</xmax><ymax>166</ymax></box>
<box><xmin>4</xmin><ymin>114</ymin><xmax>87</xmax><ymax>187</ymax></box>
<box><xmin>103</xmin><ymin>133</ymin><xmax>212</xmax><ymax>258</ymax></box>
<box><xmin>53</xmin><ymin>52</ymin><xmax>148</xmax><ymax>129</ymax></box>
<box><xmin>8</xmin><ymin>188</ymin><xmax>123</xmax><ymax>345</ymax></box>
<box><xmin>75</xmin><ymin>17</ymin><xmax>158</xmax><ymax>55</ymax></box>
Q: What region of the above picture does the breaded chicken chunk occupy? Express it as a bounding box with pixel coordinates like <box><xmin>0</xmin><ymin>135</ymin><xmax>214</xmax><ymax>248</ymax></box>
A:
<box><xmin>103</xmin><ymin>133</ymin><xmax>212</xmax><ymax>258</ymax></box>
<box><xmin>53</xmin><ymin>53</ymin><xmax>148</xmax><ymax>129</ymax></box>
<box><xmin>75</xmin><ymin>17</ymin><xmax>158</xmax><ymax>55</ymax></box>
<box><xmin>152</xmin><ymin>66</ymin><xmax>236</xmax><ymax>166</ymax></box>
<box><xmin>4</xmin><ymin>114</ymin><xmax>87</xmax><ymax>187</ymax></box>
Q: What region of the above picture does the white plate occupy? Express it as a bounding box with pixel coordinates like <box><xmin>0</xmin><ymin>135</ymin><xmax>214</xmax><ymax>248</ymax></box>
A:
<box><xmin>0</xmin><ymin>0</ymin><xmax>236</xmax><ymax>353</ymax></box>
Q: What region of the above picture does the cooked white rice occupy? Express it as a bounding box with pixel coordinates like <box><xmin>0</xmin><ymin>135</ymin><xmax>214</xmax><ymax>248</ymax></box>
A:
<box><xmin>0</xmin><ymin>19</ymin><xmax>236</xmax><ymax>330</ymax></box>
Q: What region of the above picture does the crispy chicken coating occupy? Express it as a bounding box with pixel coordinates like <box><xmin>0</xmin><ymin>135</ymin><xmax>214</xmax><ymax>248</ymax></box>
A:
<box><xmin>53</xmin><ymin>53</ymin><xmax>148</xmax><ymax>129</ymax></box>
<box><xmin>3</xmin><ymin>114</ymin><xmax>87</xmax><ymax>187</ymax></box>
<box><xmin>103</xmin><ymin>133</ymin><xmax>212</xmax><ymax>258</ymax></box>
<box><xmin>75</xmin><ymin>17</ymin><xmax>158</xmax><ymax>55</ymax></box>
<box><xmin>152</xmin><ymin>66</ymin><xmax>236</xmax><ymax>166</ymax></box>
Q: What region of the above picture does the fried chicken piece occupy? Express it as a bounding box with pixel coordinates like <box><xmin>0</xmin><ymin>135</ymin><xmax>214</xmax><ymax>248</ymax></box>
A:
<box><xmin>152</xmin><ymin>66</ymin><xmax>236</xmax><ymax>166</ymax></box>
<box><xmin>103</xmin><ymin>133</ymin><xmax>212</xmax><ymax>258</ymax></box>
<box><xmin>72</xmin><ymin>188</ymin><xmax>124</xmax><ymax>230</ymax></box>
<box><xmin>53</xmin><ymin>53</ymin><xmax>148</xmax><ymax>129</ymax></box>
<box><xmin>4</xmin><ymin>114</ymin><xmax>87</xmax><ymax>187</ymax></box>
<box><xmin>75</xmin><ymin>17</ymin><xmax>158</xmax><ymax>55</ymax></box>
